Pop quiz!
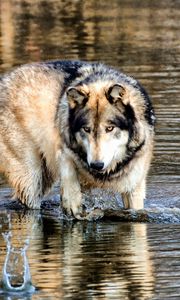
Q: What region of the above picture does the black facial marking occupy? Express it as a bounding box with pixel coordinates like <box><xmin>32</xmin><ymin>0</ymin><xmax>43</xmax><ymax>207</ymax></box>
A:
<box><xmin>67</xmin><ymin>102</ymin><xmax>90</xmax><ymax>166</ymax></box>
<box><xmin>71</xmin><ymin>145</ymin><xmax>87</xmax><ymax>164</ymax></box>
<box><xmin>69</xmin><ymin>107</ymin><xmax>89</xmax><ymax>134</ymax></box>
<box><xmin>110</xmin><ymin>116</ymin><xmax>129</xmax><ymax>130</ymax></box>
<box><xmin>124</xmin><ymin>103</ymin><xmax>135</xmax><ymax>120</ymax></box>
<box><xmin>110</xmin><ymin>103</ymin><xmax>136</xmax><ymax>139</ymax></box>
<box><xmin>124</xmin><ymin>103</ymin><xmax>136</xmax><ymax>139</ymax></box>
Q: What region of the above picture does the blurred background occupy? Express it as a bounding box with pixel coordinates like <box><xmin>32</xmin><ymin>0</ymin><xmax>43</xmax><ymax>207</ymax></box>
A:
<box><xmin>0</xmin><ymin>0</ymin><xmax>179</xmax><ymax>70</ymax></box>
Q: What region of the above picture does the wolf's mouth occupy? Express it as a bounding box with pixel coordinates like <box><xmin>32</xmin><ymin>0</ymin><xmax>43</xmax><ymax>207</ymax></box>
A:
<box><xmin>88</xmin><ymin>166</ymin><xmax>106</xmax><ymax>177</ymax></box>
<box><xmin>89</xmin><ymin>167</ymin><xmax>105</xmax><ymax>174</ymax></box>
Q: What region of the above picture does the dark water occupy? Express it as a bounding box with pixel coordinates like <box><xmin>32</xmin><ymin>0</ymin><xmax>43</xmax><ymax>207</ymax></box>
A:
<box><xmin>0</xmin><ymin>0</ymin><xmax>180</xmax><ymax>299</ymax></box>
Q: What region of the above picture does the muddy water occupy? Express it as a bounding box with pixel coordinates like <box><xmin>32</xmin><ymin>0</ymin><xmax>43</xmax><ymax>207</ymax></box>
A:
<box><xmin>0</xmin><ymin>0</ymin><xmax>180</xmax><ymax>299</ymax></box>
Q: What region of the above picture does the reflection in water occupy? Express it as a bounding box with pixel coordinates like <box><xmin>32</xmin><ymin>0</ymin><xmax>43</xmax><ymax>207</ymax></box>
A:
<box><xmin>0</xmin><ymin>0</ymin><xmax>179</xmax><ymax>69</ymax></box>
<box><xmin>61</xmin><ymin>221</ymin><xmax>154</xmax><ymax>299</ymax></box>
<box><xmin>1</xmin><ymin>211</ymin><xmax>180</xmax><ymax>299</ymax></box>
<box><xmin>0</xmin><ymin>0</ymin><xmax>180</xmax><ymax>299</ymax></box>
<box><xmin>0</xmin><ymin>211</ymin><xmax>154</xmax><ymax>299</ymax></box>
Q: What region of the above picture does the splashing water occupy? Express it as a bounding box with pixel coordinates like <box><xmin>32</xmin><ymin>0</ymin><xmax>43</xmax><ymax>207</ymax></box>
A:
<box><xmin>0</xmin><ymin>215</ymin><xmax>35</xmax><ymax>295</ymax></box>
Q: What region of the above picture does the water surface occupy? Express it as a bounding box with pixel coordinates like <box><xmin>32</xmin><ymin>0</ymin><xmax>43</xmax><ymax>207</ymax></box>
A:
<box><xmin>0</xmin><ymin>0</ymin><xmax>180</xmax><ymax>299</ymax></box>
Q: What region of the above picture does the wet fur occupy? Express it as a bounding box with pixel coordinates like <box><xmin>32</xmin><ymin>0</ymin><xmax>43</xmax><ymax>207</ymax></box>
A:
<box><xmin>0</xmin><ymin>60</ymin><xmax>155</xmax><ymax>218</ymax></box>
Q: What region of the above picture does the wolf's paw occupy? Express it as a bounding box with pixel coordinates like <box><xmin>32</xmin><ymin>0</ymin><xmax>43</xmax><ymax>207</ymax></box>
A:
<box><xmin>61</xmin><ymin>197</ymin><xmax>83</xmax><ymax>219</ymax></box>
<box><xmin>73</xmin><ymin>208</ymin><xmax>104</xmax><ymax>221</ymax></box>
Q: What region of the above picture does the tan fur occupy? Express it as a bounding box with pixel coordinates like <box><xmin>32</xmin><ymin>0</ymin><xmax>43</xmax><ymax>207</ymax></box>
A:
<box><xmin>0</xmin><ymin>61</ymin><xmax>154</xmax><ymax>218</ymax></box>
<box><xmin>0</xmin><ymin>64</ymin><xmax>62</xmax><ymax>207</ymax></box>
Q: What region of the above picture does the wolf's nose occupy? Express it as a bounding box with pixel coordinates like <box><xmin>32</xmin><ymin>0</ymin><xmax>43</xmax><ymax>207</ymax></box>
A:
<box><xmin>90</xmin><ymin>161</ymin><xmax>104</xmax><ymax>171</ymax></box>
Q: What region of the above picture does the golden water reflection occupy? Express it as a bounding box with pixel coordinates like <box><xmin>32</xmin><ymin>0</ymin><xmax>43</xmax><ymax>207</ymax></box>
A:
<box><xmin>0</xmin><ymin>0</ymin><xmax>179</xmax><ymax>71</ymax></box>
<box><xmin>0</xmin><ymin>211</ymin><xmax>154</xmax><ymax>299</ymax></box>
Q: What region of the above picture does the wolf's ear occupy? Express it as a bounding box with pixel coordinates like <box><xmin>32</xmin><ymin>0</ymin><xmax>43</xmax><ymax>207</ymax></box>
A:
<box><xmin>107</xmin><ymin>84</ymin><xmax>125</xmax><ymax>104</ymax></box>
<box><xmin>67</xmin><ymin>87</ymin><xmax>87</xmax><ymax>109</ymax></box>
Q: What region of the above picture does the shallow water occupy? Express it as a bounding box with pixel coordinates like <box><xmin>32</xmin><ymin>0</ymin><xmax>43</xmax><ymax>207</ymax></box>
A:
<box><xmin>0</xmin><ymin>0</ymin><xmax>180</xmax><ymax>299</ymax></box>
<box><xmin>1</xmin><ymin>212</ymin><xmax>180</xmax><ymax>300</ymax></box>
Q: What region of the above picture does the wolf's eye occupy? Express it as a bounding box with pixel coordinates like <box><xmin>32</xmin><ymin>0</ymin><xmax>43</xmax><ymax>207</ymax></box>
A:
<box><xmin>82</xmin><ymin>126</ymin><xmax>91</xmax><ymax>133</ymax></box>
<box><xmin>106</xmin><ymin>126</ymin><xmax>114</xmax><ymax>133</ymax></box>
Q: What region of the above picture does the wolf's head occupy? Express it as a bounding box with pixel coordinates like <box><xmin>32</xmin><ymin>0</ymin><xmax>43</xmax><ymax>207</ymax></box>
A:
<box><xmin>66</xmin><ymin>77</ymin><xmax>153</xmax><ymax>176</ymax></box>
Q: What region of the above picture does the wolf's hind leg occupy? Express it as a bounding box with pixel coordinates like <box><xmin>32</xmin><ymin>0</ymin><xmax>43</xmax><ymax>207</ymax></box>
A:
<box><xmin>121</xmin><ymin>179</ymin><xmax>146</xmax><ymax>210</ymax></box>
<box><xmin>8</xmin><ymin>164</ymin><xmax>43</xmax><ymax>209</ymax></box>
<box><xmin>7</xmin><ymin>155</ymin><xmax>54</xmax><ymax>209</ymax></box>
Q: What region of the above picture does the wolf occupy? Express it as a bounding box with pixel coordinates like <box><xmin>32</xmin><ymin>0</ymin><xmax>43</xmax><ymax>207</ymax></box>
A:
<box><xmin>0</xmin><ymin>60</ymin><xmax>155</xmax><ymax>218</ymax></box>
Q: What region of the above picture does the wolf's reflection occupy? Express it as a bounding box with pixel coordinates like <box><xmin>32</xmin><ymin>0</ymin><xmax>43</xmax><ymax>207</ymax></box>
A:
<box><xmin>61</xmin><ymin>222</ymin><xmax>154</xmax><ymax>299</ymax></box>
<box><xmin>0</xmin><ymin>211</ymin><xmax>154</xmax><ymax>299</ymax></box>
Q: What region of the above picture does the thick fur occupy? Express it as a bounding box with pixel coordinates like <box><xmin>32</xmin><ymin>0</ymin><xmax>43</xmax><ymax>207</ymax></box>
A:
<box><xmin>0</xmin><ymin>60</ymin><xmax>155</xmax><ymax>218</ymax></box>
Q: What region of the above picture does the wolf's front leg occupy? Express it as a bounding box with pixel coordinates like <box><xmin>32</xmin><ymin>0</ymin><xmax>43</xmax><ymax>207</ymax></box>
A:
<box><xmin>121</xmin><ymin>179</ymin><xmax>146</xmax><ymax>210</ymax></box>
<box><xmin>60</xmin><ymin>153</ymin><xmax>83</xmax><ymax>218</ymax></box>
